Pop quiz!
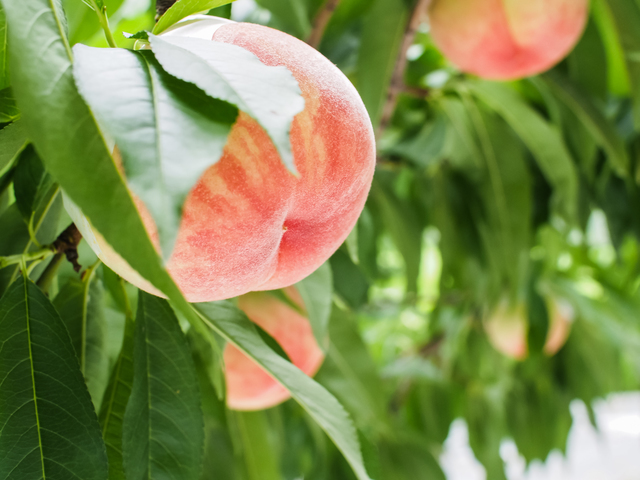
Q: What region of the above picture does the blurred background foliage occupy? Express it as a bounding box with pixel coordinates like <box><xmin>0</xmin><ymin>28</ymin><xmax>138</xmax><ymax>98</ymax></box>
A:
<box><xmin>4</xmin><ymin>0</ymin><xmax>640</xmax><ymax>478</ymax></box>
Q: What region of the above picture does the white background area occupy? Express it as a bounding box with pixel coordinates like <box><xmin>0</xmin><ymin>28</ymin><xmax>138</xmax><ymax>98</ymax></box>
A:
<box><xmin>441</xmin><ymin>392</ymin><xmax>640</xmax><ymax>480</ymax></box>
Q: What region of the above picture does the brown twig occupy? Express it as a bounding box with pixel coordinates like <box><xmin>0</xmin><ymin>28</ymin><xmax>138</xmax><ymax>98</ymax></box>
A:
<box><xmin>307</xmin><ymin>0</ymin><xmax>341</xmax><ymax>48</ymax></box>
<box><xmin>378</xmin><ymin>0</ymin><xmax>432</xmax><ymax>135</ymax></box>
<box><xmin>52</xmin><ymin>224</ymin><xmax>84</xmax><ymax>272</ymax></box>
<box><xmin>156</xmin><ymin>0</ymin><xmax>178</xmax><ymax>20</ymax></box>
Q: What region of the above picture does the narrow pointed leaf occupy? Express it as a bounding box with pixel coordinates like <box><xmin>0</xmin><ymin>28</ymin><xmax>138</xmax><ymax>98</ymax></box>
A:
<box><xmin>0</xmin><ymin>120</ymin><xmax>28</xmax><ymax>176</ymax></box>
<box><xmin>154</xmin><ymin>0</ymin><xmax>236</xmax><ymax>34</ymax></box>
<box><xmin>98</xmin><ymin>309</ymin><xmax>135</xmax><ymax>480</ymax></box>
<box><xmin>13</xmin><ymin>145</ymin><xmax>55</xmax><ymax>222</ymax></box>
<box><xmin>0</xmin><ymin>87</ymin><xmax>18</xmax><ymax>122</ymax></box>
<box><xmin>73</xmin><ymin>45</ymin><xmax>236</xmax><ymax>258</ymax></box>
<box><xmin>315</xmin><ymin>307</ymin><xmax>385</xmax><ymax>430</ymax></box>
<box><xmin>195</xmin><ymin>301</ymin><xmax>372</xmax><ymax>480</ymax></box>
<box><xmin>605</xmin><ymin>0</ymin><xmax>640</xmax><ymax>129</ymax></box>
<box><xmin>372</xmin><ymin>173</ymin><xmax>422</xmax><ymax>294</ymax></box>
<box><xmin>0</xmin><ymin>276</ymin><xmax>108</xmax><ymax>480</ymax></box>
<box><xmin>0</xmin><ymin>192</ymin><xmax>62</xmax><ymax>297</ymax></box>
<box><xmin>228</xmin><ymin>411</ymin><xmax>281</xmax><ymax>480</ymax></box>
<box><xmin>255</xmin><ymin>0</ymin><xmax>311</xmax><ymax>38</ymax></box>
<box><xmin>541</xmin><ymin>71</ymin><xmax>629</xmax><ymax>176</ymax></box>
<box><xmin>356</xmin><ymin>0</ymin><xmax>408</xmax><ymax>126</ymax></box>
<box><xmin>0</xmin><ymin>3</ymin><xmax>7</xmax><ymax>90</ymax></box>
<box><xmin>122</xmin><ymin>292</ymin><xmax>204</xmax><ymax>480</ymax></box>
<box><xmin>150</xmin><ymin>33</ymin><xmax>304</xmax><ymax>173</ymax></box>
<box><xmin>1</xmin><ymin>0</ymin><xmax>174</xmax><ymax>301</ymax></box>
<box><xmin>53</xmin><ymin>264</ymin><xmax>109</xmax><ymax>409</ymax></box>
<box><xmin>468</xmin><ymin>81</ymin><xmax>579</xmax><ymax>222</ymax></box>
<box><xmin>295</xmin><ymin>261</ymin><xmax>332</xmax><ymax>348</ymax></box>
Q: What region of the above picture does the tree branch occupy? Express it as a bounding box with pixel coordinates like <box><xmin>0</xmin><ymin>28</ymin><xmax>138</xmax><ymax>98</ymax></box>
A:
<box><xmin>307</xmin><ymin>0</ymin><xmax>341</xmax><ymax>48</ymax></box>
<box><xmin>52</xmin><ymin>223</ymin><xmax>84</xmax><ymax>272</ymax></box>
<box><xmin>378</xmin><ymin>0</ymin><xmax>432</xmax><ymax>134</ymax></box>
<box><xmin>156</xmin><ymin>0</ymin><xmax>179</xmax><ymax>19</ymax></box>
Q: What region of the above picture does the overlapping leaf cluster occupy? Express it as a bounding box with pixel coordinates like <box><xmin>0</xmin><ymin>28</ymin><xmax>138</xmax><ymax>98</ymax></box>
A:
<box><xmin>2</xmin><ymin>0</ymin><xmax>640</xmax><ymax>479</ymax></box>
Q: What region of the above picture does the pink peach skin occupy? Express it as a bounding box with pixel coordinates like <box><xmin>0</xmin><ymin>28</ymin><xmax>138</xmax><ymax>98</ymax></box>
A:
<box><xmin>224</xmin><ymin>286</ymin><xmax>325</xmax><ymax>410</ymax></box>
<box><xmin>428</xmin><ymin>0</ymin><xmax>589</xmax><ymax>80</ymax></box>
<box><xmin>484</xmin><ymin>297</ymin><xmax>574</xmax><ymax>360</ymax></box>
<box><xmin>70</xmin><ymin>19</ymin><xmax>375</xmax><ymax>302</ymax></box>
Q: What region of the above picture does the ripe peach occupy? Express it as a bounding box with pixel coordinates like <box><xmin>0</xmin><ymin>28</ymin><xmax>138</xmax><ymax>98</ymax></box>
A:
<box><xmin>70</xmin><ymin>17</ymin><xmax>375</xmax><ymax>302</ymax></box>
<box><xmin>428</xmin><ymin>0</ymin><xmax>589</xmax><ymax>80</ymax></box>
<box><xmin>484</xmin><ymin>296</ymin><xmax>574</xmax><ymax>360</ymax></box>
<box><xmin>224</xmin><ymin>286</ymin><xmax>324</xmax><ymax>410</ymax></box>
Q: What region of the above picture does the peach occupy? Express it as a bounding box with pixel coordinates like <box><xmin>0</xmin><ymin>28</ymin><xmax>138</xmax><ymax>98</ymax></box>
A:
<box><xmin>484</xmin><ymin>296</ymin><xmax>574</xmax><ymax>360</ymax></box>
<box><xmin>224</xmin><ymin>286</ymin><xmax>325</xmax><ymax>410</ymax></box>
<box><xmin>69</xmin><ymin>17</ymin><xmax>375</xmax><ymax>302</ymax></box>
<box><xmin>428</xmin><ymin>0</ymin><xmax>589</xmax><ymax>80</ymax></box>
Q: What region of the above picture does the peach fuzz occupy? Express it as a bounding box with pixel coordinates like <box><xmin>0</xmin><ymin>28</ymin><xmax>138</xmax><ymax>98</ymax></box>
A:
<box><xmin>428</xmin><ymin>0</ymin><xmax>589</xmax><ymax>80</ymax></box>
<box><xmin>69</xmin><ymin>17</ymin><xmax>375</xmax><ymax>302</ymax></box>
<box><xmin>484</xmin><ymin>296</ymin><xmax>574</xmax><ymax>360</ymax></box>
<box><xmin>224</xmin><ymin>286</ymin><xmax>325</xmax><ymax>410</ymax></box>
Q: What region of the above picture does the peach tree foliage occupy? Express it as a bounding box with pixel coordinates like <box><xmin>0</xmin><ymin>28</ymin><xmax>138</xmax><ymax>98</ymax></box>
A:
<box><xmin>2</xmin><ymin>1</ymin><xmax>640</xmax><ymax>480</ymax></box>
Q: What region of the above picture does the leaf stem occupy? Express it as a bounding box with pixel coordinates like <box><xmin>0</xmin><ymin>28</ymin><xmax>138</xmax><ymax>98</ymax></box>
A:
<box><xmin>89</xmin><ymin>1</ymin><xmax>118</xmax><ymax>48</ymax></box>
<box><xmin>35</xmin><ymin>253</ymin><xmax>64</xmax><ymax>294</ymax></box>
<box><xmin>0</xmin><ymin>247</ymin><xmax>55</xmax><ymax>269</ymax></box>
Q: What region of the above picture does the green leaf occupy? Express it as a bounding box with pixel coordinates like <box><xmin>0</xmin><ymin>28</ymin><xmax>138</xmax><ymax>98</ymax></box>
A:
<box><xmin>13</xmin><ymin>145</ymin><xmax>55</xmax><ymax>222</ymax></box>
<box><xmin>5</xmin><ymin>3</ymin><xmax>370</xmax><ymax>478</ymax></box>
<box><xmin>63</xmin><ymin>0</ymin><xmax>128</xmax><ymax>45</ymax></box>
<box><xmin>387</xmin><ymin>114</ymin><xmax>448</xmax><ymax>167</ymax></box>
<box><xmin>315</xmin><ymin>307</ymin><xmax>386</xmax><ymax>431</ymax></box>
<box><xmin>592</xmin><ymin>0</ymin><xmax>630</xmax><ymax>96</ymax></box>
<box><xmin>98</xmin><ymin>303</ymin><xmax>135</xmax><ymax>480</ymax></box>
<box><xmin>0</xmin><ymin>194</ymin><xmax>62</xmax><ymax>297</ymax></box>
<box><xmin>53</xmin><ymin>263</ymin><xmax>109</xmax><ymax>409</ymax></box>
<box><xmin>154</xmin><ymin>0</ymin><xmax>236</xmax><ymax>34</ymax></box>
<box><xmin>0</xmin><ymin>120</ymin><xmax>28</xmax><ymax>176</ymax></box>
<box><xmin>372</xmin><ymin>172</ymin><xmax>422</xmax><ymax>294</ymax></box>
<box><xmin>0</xmin><ymin>276</ymin><xmax>109</xmax><ymax>480</ymax></box>
<box><xmin>345</xmin><ymin>222</ymin><xmax>359</xmax><ymax>264</ymax></box>
<box><xmin>228</xmin><ymin>410</ymin><xmax>281</xmax><ymax>480</ymax></box>
<box><xmin>567</xmin><ymin>17</ymin><xmax>608</xmax><ymax>99</ymax></box>
<box><xmin>122</xmin><ymin>30</ymin><xmax>150</xmax><ymax>40</ymax></box>
<box><xmin>330</xmin><ymin>249</ymin><xmax>369</xmax><ymax>309</ymax></box>
<box><xmin>195</xmin><ymin>301</ymin><xmax>372</xmax><ymax>480</ymax></box>
<box><xmin>0</xmin><ymin>87</ymin><xmax>18</xmax><ymax>122</ymax></box>
<box><xmin>295</xmin><ymin>261</ymin><xmax>332</xmax><ymax>348</ymax></box>
<box><xmin>187</xmin><ymin>322</ymin><xmax>226</xmax><ymax>399</ymax></box>
<box><xmin>541</xmin><ymin>71</ymin><xmax>629</xmax><ymax>177</ymax></box>
<box><xmin>101</xmin><ymin>265</ymin><xmax>134</xmax><ymax>317</ymax></box>
<box><xmin>0</xmin><ymin>3</ymin><xmax>7</xmax><ymax>90</ymax></box>
<box><xmin>123</xmin><ymin>292</ymin><xmax>204</xmax><ymax>480</ymax></box>
<box><xmin>467</xmin><ymin>81</ymin><xmax>579</xmax><ymax>222</ymax></box>
<box><xmin>465</xmin><ymin>391</ymin><xmax>508</xmax><ymax>480</ymax></box>
<box><xmin>149</xmin><ymin>33</ymin><xmax>305</xmax><ymax>174</ymax></box>
<box><xmin>1</xmin><ymin>0</ymin><xmax>174</xmax><ymax>299</ymax></box>
<box><xmin>505</xmin><ymin>378</ymin><xmax>572</xmax><ymax>462</ymax></box>
<box><xmin>379</xmin><ymin>438</ymin><xmax>446</xmax><ymax>480</ymax></box>
<box><xmin>602</xmin><ymin>0</ymin><xmax>640</xmax><ymax>129</ymax></box>
<box><xmin>356</xmin><ymin>0</ymin><xmax>408</xmax><ymax>126</ymax></box>
<box><xmin>73</xmin><ymin>45</ymin><xmax>236</xmax><ymax>259</ymax></box>
<box><xmin>438</xmin><ymin>96</ymin><xmax>484</xmax><ymax>170</ymax></box>
<box><xmin>255</xmin><ymin>0</ymin><xmax>312</xmax><ymax>38</ymax></box>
